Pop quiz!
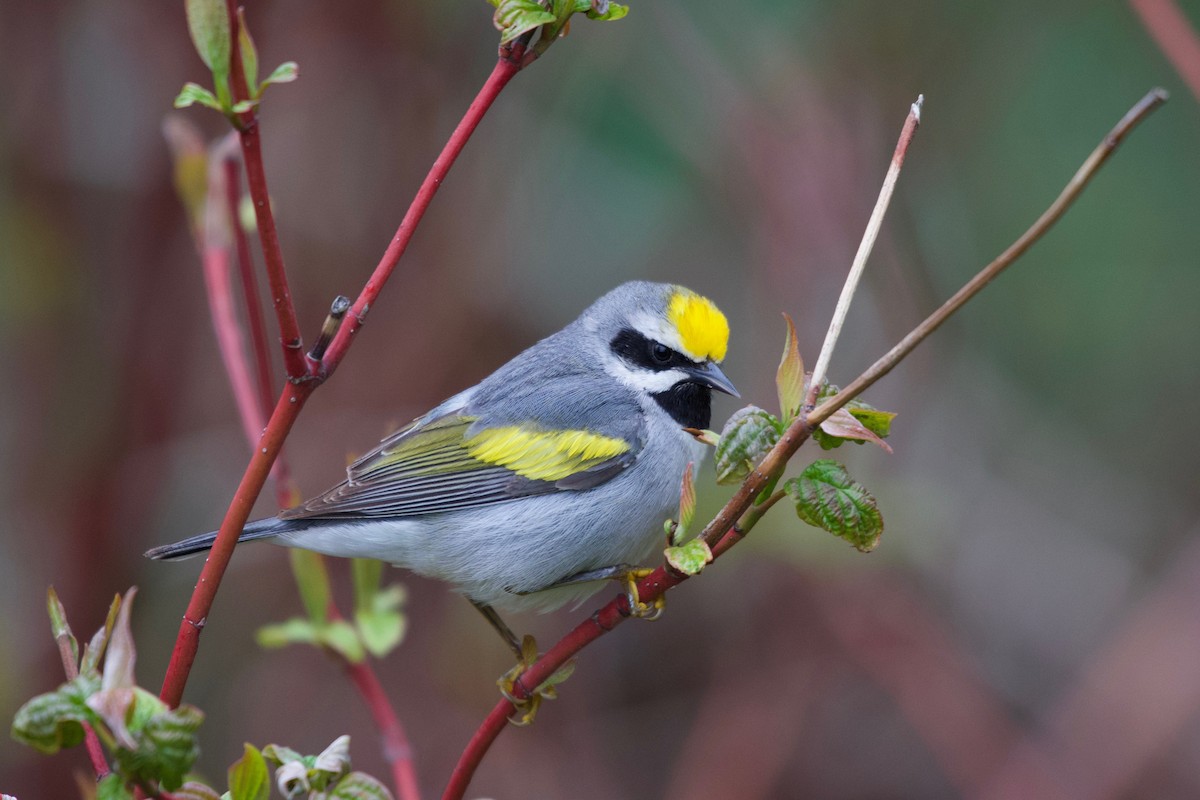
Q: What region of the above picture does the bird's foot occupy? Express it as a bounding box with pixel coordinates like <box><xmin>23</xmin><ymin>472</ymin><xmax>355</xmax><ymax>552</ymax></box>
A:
<box><xmin>497</xmin><ymin>634</ymin><xmax>575</xmax><ymax>726</ymax></box>
<box><xmin>623</xmin><ymin>568</ymin><xmax>665</xmax><ymax>620</ymax></box>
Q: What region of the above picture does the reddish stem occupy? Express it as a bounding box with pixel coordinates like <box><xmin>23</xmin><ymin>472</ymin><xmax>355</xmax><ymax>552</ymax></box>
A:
<box><xmin>159</xmin><ymin>46</ymin><xmax>525</xmax><ymax>709</ymax></box>
<box><xmin>226</xmin><ymin>0</ymin><xmax>307</xmax><ymax>380</ymax></box>
<box><xmin>202</xmin><ymin>240</ymin><xmax>266</xmax><ymax>448</ymax></box>
<box><xmin>224</xmin><ymin>156</ymin><xmax>277</xmax><ymax>426</ymax></box>
<box><xmin>54</xmin><ymin>634</ymin><xmax>110</xmax><ymax>778</ymax></box>
<box><xmin>1130</xmin><ymin>0</ymin><xmax>1200</xmax><ymax>103</ymax></box>
<box><xmin>441</xmin><ymin>89</ymin><xmax>1167</xmax><ymax>800</ymax></box>
<box><xmin>223</xmin><ymin>154</ymin><xmax>296</xmax><ymax>506</ymax></box>
<box><xmin>159</xmin><ymin>382</ymin><xmax>314</xmax><ymax>708</ymax></box>
<box><xmin>339</xmin><ymin>638</ymin><xmax>423</xmax><ymax>800</ymax></box>
<box><xmin>318</xmin><ymin>54</ymin><xmax>522</xmax><ymax>376</ymax></box>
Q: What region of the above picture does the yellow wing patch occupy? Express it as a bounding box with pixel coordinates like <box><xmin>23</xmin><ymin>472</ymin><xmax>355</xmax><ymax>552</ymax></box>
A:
<box><xmin>466</xmin><ymin>426</ymin><xmax>630</xmax><ymax>482</ymax></box>
<box><xmin>667</xmin><ymin>289</ymin><xmax>729</xmax><ymax>363</ymax></box>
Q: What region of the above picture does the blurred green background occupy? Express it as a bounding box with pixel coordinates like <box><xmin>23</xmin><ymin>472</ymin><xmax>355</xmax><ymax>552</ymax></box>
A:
<box><xmin>4</xmin><ymin>1</ymin><xmax>1200</xmax><ymax>797</ymax></box>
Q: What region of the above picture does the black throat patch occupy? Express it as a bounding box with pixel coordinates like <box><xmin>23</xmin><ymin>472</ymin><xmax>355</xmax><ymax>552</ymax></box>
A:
<box><xmin>652</xmin><ymin>382</ymin><xmax>713</xmax><ymax>429</ymax></box>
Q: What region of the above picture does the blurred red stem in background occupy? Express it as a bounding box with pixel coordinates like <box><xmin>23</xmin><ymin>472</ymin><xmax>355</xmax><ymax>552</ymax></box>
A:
<box><xmin>1130</xmin><ymin>0</ymin><xmax>1200</xmax><ymax>103</ymax></box>
<box><xmin>159</xmin><ymin>31</ymin><xmax>524</xmax><ymax>788</ymax></box>
<box><xmin>223</xmin><ymin>156</ymin><xmax>277</xmax><ymax>430</ymax></box>
<box><xmin>441</xmin><ymin>88</ymin><xmax>1167</xmax><ymax>800</ymax></box>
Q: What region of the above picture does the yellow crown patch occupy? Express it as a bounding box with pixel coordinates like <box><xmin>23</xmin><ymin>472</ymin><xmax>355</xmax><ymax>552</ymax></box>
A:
<box><xmin>667</xmin><ymin>289</ymin><xmax>729</xmax><ymax>363</ymax></box>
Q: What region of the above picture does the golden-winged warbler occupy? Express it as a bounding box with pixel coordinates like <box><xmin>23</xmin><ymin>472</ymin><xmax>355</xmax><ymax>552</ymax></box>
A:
<box><xmin>147</xmin><ymin>282</ymin><xmax>736</xmax><ymax>643</ymax></box>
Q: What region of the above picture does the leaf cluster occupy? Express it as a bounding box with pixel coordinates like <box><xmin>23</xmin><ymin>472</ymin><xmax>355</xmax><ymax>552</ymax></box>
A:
<box><xmin>701</xmin><ymin>316</ymin><xmax>894</xmax><ymax>552</ymax></box>
<box><xmin>175</xmin><ymin>0</ymin><xmax>298</xmax><ymax>120</ymax></box>
<box><xmin>487</xmin><ymin>0</ymin><xmax>628</xmax><ymax>57</ymax></box>
<box><xmin>257</xmin><ymin>553</ymin><xmax>407</xmax><ymax>663</ymax></box>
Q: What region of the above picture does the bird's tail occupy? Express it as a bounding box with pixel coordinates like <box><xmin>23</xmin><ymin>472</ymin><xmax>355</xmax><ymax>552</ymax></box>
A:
<box><xmin>144</xmin><ymin>517</ymin><xmax>289</xmax><ymax>561</ymax></box>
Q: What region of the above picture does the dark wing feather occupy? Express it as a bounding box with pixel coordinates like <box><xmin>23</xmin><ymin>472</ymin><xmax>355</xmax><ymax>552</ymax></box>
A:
<box><xmin>280</xmin><ymin>411</ymin><xmax>639</xmax><ymax>521</ymax></box>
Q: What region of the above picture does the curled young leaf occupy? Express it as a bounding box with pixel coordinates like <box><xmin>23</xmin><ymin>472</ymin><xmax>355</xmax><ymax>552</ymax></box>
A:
<box><xmin>818</xmin><ymin>408</ymin><xmax>893</xmax><ymax>453</ymax></box>
<box><xmin>785</xmin><ymin>460</ymin><xmax>883</xmax><ymax>552</ymax></box>
<box><xmin>289</xmin><ymin>549</ymin><xmax>331</xmax><ymax>625</ymax></box>
<box><xmin>776</xmin><ymin>313</ymin><xmax>805</xmax><ymax>422</ymax></box>
<box><xmin>488</xmin><ymin>0</ymin><xmax>556</xmax><ymax>44</ymax></box>
<box><xmin>664</xmin><ymin>539</ymin><xmax>714</xmax><ymax>576</ymax></box>
<box><xmin>677</xmin><ymin>462</ymin><xmax>696</xmax><ymax>535</ymax></box>
<box><xmin>47</xmin><ymin>586</ymin><xmax>78</xmax><ymax>669</ymax></box>
<box><xmin>228</xmin><ymin>743</ymin><xmax>270</xmax><ymax>800</ymax></box>
<box><xmin>102</xmin><ymin>588</ymin><xmax>138</xmax><ymax>692</ymax></box>
<box><xmin>174</xmin><ymin>83</ymin><xmax>223</xmax><ymax>112</ymax></box>
<box><xmin>330</xmin><ymin>771</ymin><xmax>396</xmax><ymax>800</ymax></box>
<box><xmin>10</xmin><ymin>673</ymin><xmax>101</xmax><ymax>754</ymax></box>
<box><xmin>714</xmin><ymin>406</ymin><xmax>782</xmax><ymax>485</ymax></box>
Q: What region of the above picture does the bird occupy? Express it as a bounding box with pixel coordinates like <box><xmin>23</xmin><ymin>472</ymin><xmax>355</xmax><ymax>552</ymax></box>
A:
<box><xmin>146</xmin><ymin>281</ymin><xmax>737</xmax><ymax>652</ymax></box>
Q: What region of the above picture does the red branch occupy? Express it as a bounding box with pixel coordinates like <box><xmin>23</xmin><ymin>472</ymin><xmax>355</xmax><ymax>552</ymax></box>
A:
<box><xmin>1130</xmin><ymin>0</ymin><xmax>1200</xmax><ymax>103</ymax></box>
<box><xmin>317</xmin><ymin>54</ymin><xmax>522</xmax><ymax>376</ymax></box>
<box><xmin>339</xmin><ymin>633</ymin><xmax>422</xmax><ymax>800</ymax></box>
<box><xmin>159</xmin><ymin>42</ymin><xmax>527</xmax><ymax>710</ymax></box>
<box><xmin>225</xmin><ymin>0</ymin><xmax>307</xmax><ymax>379</ymax></box>
<box><xmin>441</xmin><ymin>89</ymin><xmax>1168</xmax><ymax>800</ymax></box>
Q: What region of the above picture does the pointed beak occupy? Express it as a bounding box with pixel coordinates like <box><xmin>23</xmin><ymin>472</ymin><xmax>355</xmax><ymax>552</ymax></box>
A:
<box><xmin>686</xmin><ymin>361</ymin><xmax>740</xmax><ymax>398</ymax></box>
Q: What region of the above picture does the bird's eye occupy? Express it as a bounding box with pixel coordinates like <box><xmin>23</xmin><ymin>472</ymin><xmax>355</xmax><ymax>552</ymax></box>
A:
<box><xmin>650</xmin><ymin>342</ymin><xmax>673</xmax><ymax>364</ymax></box>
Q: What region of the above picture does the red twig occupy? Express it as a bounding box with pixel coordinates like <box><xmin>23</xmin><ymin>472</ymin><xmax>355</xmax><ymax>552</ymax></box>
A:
<box><xmin>159</xmin><ymin>382</ymin><xmax>315</xmax><ymax>708</ymax></box>
<box><xmin>337</xmin><ymin>626</ymin><xmax>422</xmax><ymax>800</ymax></box>
<box><xmin>1130</xmin><ymin>0</ymin><xmax>1200</xmax><ymax>103</ymax></box>
<box><xmin>225</xmin><ymin>0</ymin><xmax>307</xmax><ymax>380</ymax></box>
<box><xmin>441</xmin><ymin>89</ymin><xmax>1167</xmax><ymax>800</ymax></box>
<box><xmin>202</xmin><ymin>230</ymin><xmax>265</xmax><ymax>449</ymax></box>
<box><xmin>159</xmin><ymin>46</ymin><xmax>527</xmax><ymax>708</ymax></box>
<box><xmin>53</xmin><ymin>632</ymin><xmax>110</xmax><ymax>779</ymax></box>
<box><xmin>317</xmin><ymin>53</ymin><xmax>523</xmax><ymax>377</ymax></box>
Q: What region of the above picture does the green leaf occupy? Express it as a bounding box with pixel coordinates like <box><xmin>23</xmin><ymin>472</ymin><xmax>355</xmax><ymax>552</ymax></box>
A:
<box><xmin>330</xmin><ymin>771</ymin><xmax>395</xmax><ymax>800</ymax></box>
<box><xmin>311</xmin><ymin>734</ymin><xmax>352</xmax><ymax>786</ymax></box>
<box><xmin>186</xmin><ymin>0</ymin><xmax>231</xmax><ymax>78</ymax></box>
<box><xmin>848</xmin><ymin>404</ymin><xmax>897</xmax><ymax>438</ymax></box>
<box><xmin>228</xmin><ymin>744</ymin><xmax>270</xmax><ymax>800</ymax></box>
<box><xmin>818</xmin><ymin>408</ymin><xmax>893</xmax><ymax>453</ymax></box>
<box><xmin>256</xmin><ymin>617</ymin><xmax>320</xmax><ymax>650</ymax></box>
<box><xmin>81</xmin><ymin>593</ymin><xmax>122</xmax><ymax>677</ymax></box>
<box><xmin>489</xmin><ymin>0</ymin><xmax>556</xmax><ymax>44</ymax></box>
<box><xmin>776</xmin><ymin>313</ymin><xmax>806</xmax><ymax>422</ymax></box>
<box><xmin>102</xmin><ymin>588</ymin><xmax>138</xmax><ymax>691</ymax></box>
<box><xmin>319</xmin><ymin>620</ymin><xmax>366</xmax><ymax>663</ymax></box>
<box><xmin>47</xmin><ymin>586</ymin><xmax>78</xmax><ymax>668</ymax></box>
<box><xmin>230</xmin><ymin>99</ymin><xmax>258</xmax><ymax>114</ymax></box>
<box><xmin>677</xmin><ymin>462</ymin><xmax>696</xmax><ymax>535</ymax></box>
<box><xmin>10</xmin><ymin>673</ymin><xmax>100</xmax><ymax>754</ymax></box>
<box><xmin>785</xmin><ymin>460</ymin><xmax>883</xmax><ymax>552</ymax></box>
<box><xmin>584</xmin><ymin>0</ymin><xmax>629</xmax><ymax>21</ymax></box>
<box><xmin>664</xmin><ymin>539</ymin><xmax>713</xmax><ymax>576</ymax></box>
<box><xmin>175</xmin><ymin>781</ymin><xmax>224</xmax><ymax>800</ymax></box>
<box><xmin>174</xmin><ymin>83</ymin><xmax>223</xmax><ymax>111</ymax></box>
<box><xmin>236</xmin><ymin>9</ymin><xmax>258</xmax><ymax>92</ymax></box>
<box><xmin>261</xmin><ymin>743</ymin><xmax>305</xmax><ymax>767</ymax></box>
<box><xmin>713</xmin><ymin>406</ymin><xmax>782</xmax><ymax>485</ymax></box>
<box><xmin>351</xmin><ymin>559</ymin><xmax>382</xmax><ymax>616</ymax></box>
<box><xmin>289</xmin><ymin>549</ymin><xmax>331</xmax><ymax>624</ymax></box>
<box><xmin>260</xmin><ymin>61</ymin><xmax>299</xmax><ymax>90</ymax></box>
<box><xmin>96</xmin><ymin>773</ymin><xmax>134</xmax><ymax>800</ymax></box>
<box><xmin>354</xmin><ymin>584</ymin><xmax>407</xmax><ymax>659</ymax></box>
<box><xmin>144</xmin><ymin>706</ymin><xmax>205</xmax><ymax>790</ymax></box>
